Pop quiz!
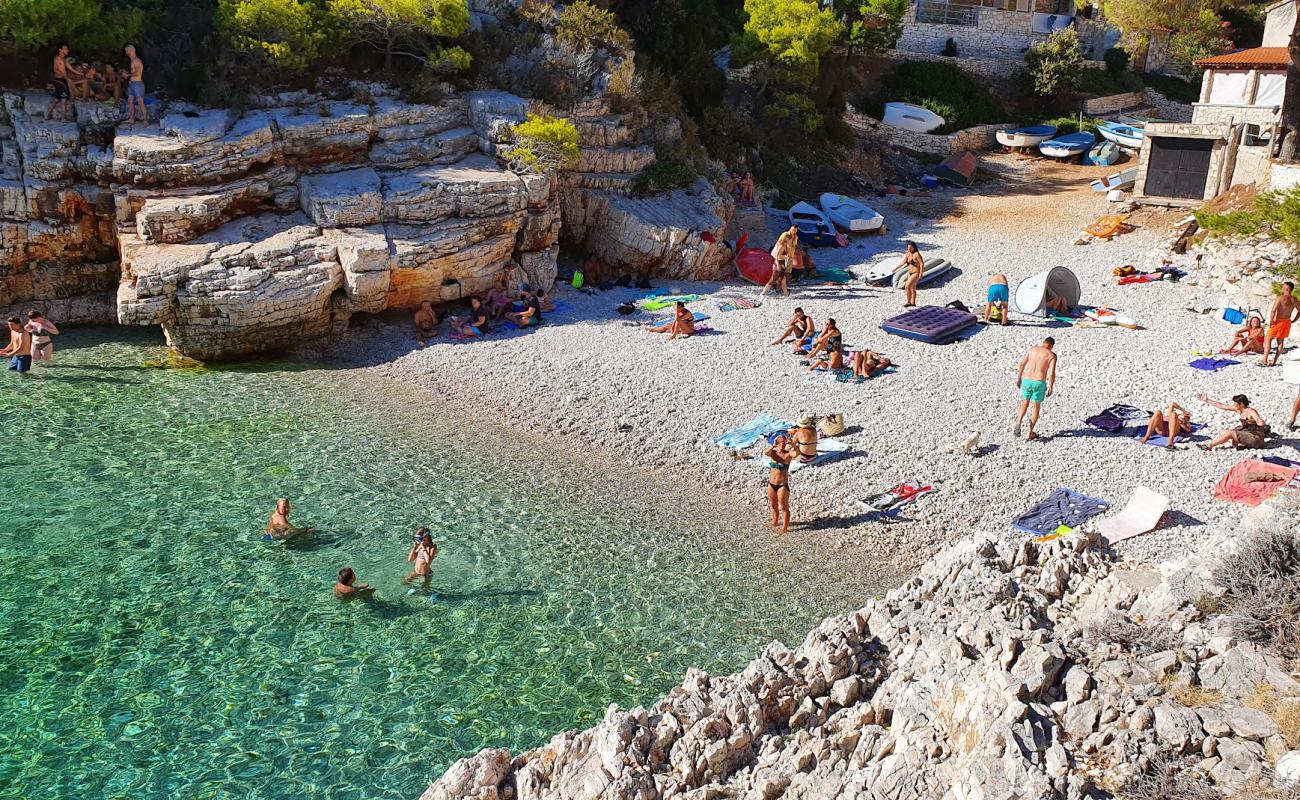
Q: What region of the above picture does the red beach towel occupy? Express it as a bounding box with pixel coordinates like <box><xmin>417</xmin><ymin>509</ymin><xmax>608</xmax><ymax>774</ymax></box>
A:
<box><xmin>1212</xmin><ymin>460</ymin><xmax>1298</xmax><ymax>506</ymax></box>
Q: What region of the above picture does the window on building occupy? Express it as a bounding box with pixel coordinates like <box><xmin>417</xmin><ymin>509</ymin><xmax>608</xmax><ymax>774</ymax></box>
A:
<box><xmin>1207</xmin><ymin>70</ymin><xmax>1250</xmax><ymax>105</ymax></box>
<box><xmin>1255</xmin><ymin>71</ymin><xmax>1286</xmax><ymax>107</ymax></box>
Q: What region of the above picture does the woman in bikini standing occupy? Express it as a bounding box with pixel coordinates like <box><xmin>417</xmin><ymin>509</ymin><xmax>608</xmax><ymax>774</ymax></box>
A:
<box><xmin>404</xmin><ymin>528</ymin><xmax>438</xmax><ymax>589</ymax></box>
<box><xmin>763</xmin><ymin>228</ymin><xmax>796</xmax><ymax>298</ymax></box>
<box><xmin>25</xmin><ymin>309</ymin><xmax>59</xmax><ymax>364</ymax></box>
<box><xmin>902</xmin><ymin>241</ymin><xmax>924</xmax><ymax>308</ymax></box>
<box><xmin>765</xmin><ymin>433</ymin><xmax>796</xmax><ymax>533</ymax></box>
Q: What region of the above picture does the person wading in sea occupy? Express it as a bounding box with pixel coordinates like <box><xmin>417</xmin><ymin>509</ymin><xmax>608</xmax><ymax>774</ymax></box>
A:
<box><xmin>264</xmin><ymin>498</ymin><xmax>314</xmax><ymax>541</ymax></box>
<box><xmin>2</xmin><ymin>316</ymin><xmax>33</xmax><ymax>374</ymax></box>
<box><xmin>1015</xmin><ymin>337</ymin><xmax>1057</xmax><ymax>441</ymax></box>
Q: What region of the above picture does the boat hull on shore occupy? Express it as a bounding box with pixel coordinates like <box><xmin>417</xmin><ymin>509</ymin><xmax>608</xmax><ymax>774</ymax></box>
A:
<box><xmin>1097</xmin><ymin>122</ymin><xmax>1144</xmax><ymax>150</ymax></box>
<box><xmin>1039</xmin><ymin>132</ymin><xmax>1096</xmax><ymax>159</ymax></box>
<box><xmin>996</xmin><ymin>125</ymin><xmax>1057</xmax><ymax>148</ymax></box>
<box><xmin>882</xmin><ymin>102</ymin><xmax>945</xmax><ymax>133</ymax></box>
<box><xmin>819</xmin><ymin>193</ymin><xmax>885</xmax><ymax>233</ymax></box>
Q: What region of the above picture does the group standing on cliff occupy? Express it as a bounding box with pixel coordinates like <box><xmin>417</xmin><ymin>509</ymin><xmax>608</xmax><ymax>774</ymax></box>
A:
<box><xmin>48</xmin><ymin>42</ymin><xmax>147</xmax><ymax>126</ymax></box>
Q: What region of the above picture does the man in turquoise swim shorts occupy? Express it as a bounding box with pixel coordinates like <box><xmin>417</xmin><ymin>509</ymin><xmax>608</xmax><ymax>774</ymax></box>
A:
<box><xmin>1015</xmin><ymin>337</ymin><xmax>1057</xmax><ymax>440</ymax></box>
<box><xmin>985</xmin><ymin>273</ymin><xmax>1010</xmax><ymax>326</ymax></box>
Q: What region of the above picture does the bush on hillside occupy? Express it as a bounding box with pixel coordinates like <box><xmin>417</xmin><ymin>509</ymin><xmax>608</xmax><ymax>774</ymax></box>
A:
<box><xmin>1023</xmin><ymin>29</ymin><xmax>1084</xmax><ymax>98</ymax></box>
<box><xmin>1142</xmin><ymin>72</ymin><xmax>1199</xmax><ymax>104</ymax></box>
<box><xmin>329</xmin><ymin>0</ymin><xmax>470</xmax><ymax>71</ymax></box>
<box><xmin>1077</xmin><ymin>66</ymin><xmax>1141</xmax><ymax>96</ymax></box>
<box><xmin>1040</xmin><ymin>114</ymin><xmax>1098</xmax><ymax>136</ymax></box>
<box><xmin>501</xmin><ymin>113</ymin><xmax>580</xmax><ymax>174</ymax></box>
<box><xmin>863</xmin><ymin>60</ymin><xmax>1007</xmax><ymax>133</ymax></box>
<box><xmin>556</xmin><ymin>0</ymin><xmax>632</xmax><ymax>53</ymax></box>
<box><xmin>216</xmin><ymin>0</ymin><xmax>328</xmax><ymax>74</ymax></box>
<box><xmin>1195</xmin><ymin>186</ymin><xmax>1300</xmax><ymax>248</ymax></box>
<box><xmin>1103</xmin><ymin>45</ymin><xmax>1130</xmax><ymax>74</ymax></box>
<box><xmin>0</xmin><ymin>0</ymin><xmax>99</xmax><ymax>54</ymax></box>
<box><xmin>633</xmin><ymin>162</ymin><xmax>696</xmax><ymax>196</ymax></box>
<box><xmin>1210</xmin><ymin>528</ymin><xmax>1300</xmax><ymax>660</ymax></box>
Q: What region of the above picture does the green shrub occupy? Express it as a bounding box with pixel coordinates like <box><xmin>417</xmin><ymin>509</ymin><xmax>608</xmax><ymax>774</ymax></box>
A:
<box><xmin>864</xmin><ymin>60</ymin><xmax>1007</xmax><ymax>133</ymax></box>
<box><xmin>216</xmin><ymin>0</ymin><xmax>327</xmax><ymax>74</ymax></box>
<box><xmin>1143</xmin><ymin>73</ymin><xmax>1199</xmax><ymax>104</ymax></box>
<box><xmin>556</xmin><ymin>0</ymin><xmax>632</xmax><ymax>52</ymax></box>
<box><xmin>502</xmin><ymin>113</ymin><xmax>580</xmax><ymax>173</ymax></box>
<box><xmin>1040</xmin><ymin>114</ymin><xmax>1098</xmax><ymax>136</ymax></box>
<box><xmin>1023</xmin><ymin>29</ymin><xmax>1084</xmax><ymax>97</ymax></box>
<box><xmin>1077</xmin><ymin>67</ymin><xmax>1140</xmax><ymax>96</ymax></box>
<box><xmin>633</xmin><ymin>162</ymin><xmax>697</xmax><ymax>195</ymax></box>
<box><xmin>329</xmin><ymin>0</ymin><xmax>470</xmax><ymax>71</ymax></box>
<box><xmin>1195</xmin><ymin>186</ymin><xmax>1300</xmax><ymax>248</ymax></box>
<box><xmin>742</xmin><ymin>0</ymin><xmax>842</xmax><ymax>86</ymax></box>
<box><xmin>1103</xmin><ymin>46</ymin><xmax>1130</xmax><ymax>74</ymax></box>
<box><xmin>0</xmin><ymin>0</ymin><xmax>98</xmax><ymax>54</ymax></box>
<box><xmin>768</xmin><ymin>90</ymin><xmax>822</xmax><ymax>133</ymax></box>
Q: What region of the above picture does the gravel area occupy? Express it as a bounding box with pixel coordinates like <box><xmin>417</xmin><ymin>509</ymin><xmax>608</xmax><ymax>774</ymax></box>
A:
<box><xmin>330</xmin><ymin>154</ymin><xmax>1300</xmax><ymax>573</ymax></box>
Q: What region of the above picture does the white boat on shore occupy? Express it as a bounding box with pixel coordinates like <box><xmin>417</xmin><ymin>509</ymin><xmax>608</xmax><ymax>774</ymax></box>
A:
<box><xmin>819</xmin><ymin>193</ymin><xmax>885</xmax><ymax>233</ymax></box>
<box><xmin>1090</xmin><ymin>167</ymin><xmax>1138</xmax><ymax>193</ymax></box>
<box><xmin>996</xmin><ymin>124</ymin><xmax>1057</xmax><ymax>148</ymax></box>
<box><xmin>882</xmin><ymin>102</ymin><xmax>945</xmax><ymax>133</ymax></box>
<box><xmin>1039</xmin><ymin>131</ymin><xmax>1095</xmax><ymax>159</ymax></box>
<box><xmin>1097</xmin><ymin>121</ymin><xmax>1144</xmax><ymax>150</ymax></box>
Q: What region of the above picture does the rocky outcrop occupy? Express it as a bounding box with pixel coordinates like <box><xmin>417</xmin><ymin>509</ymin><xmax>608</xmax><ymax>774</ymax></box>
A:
<box><xmin>422</xmin><ymin>496</ymin><xmax>1300</xmax><ymax>800</ymax></box>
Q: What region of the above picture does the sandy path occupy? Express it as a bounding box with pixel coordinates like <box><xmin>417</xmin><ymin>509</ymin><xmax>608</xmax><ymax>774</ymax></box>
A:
<box><xmin>332</xmin><ymin>154</ymin><xmax>1300</xmax><ymax>573</ymax></box>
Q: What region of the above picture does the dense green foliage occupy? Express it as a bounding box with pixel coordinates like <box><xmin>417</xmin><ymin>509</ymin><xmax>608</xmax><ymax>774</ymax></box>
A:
<box><xmin>633</xmin><ymin>161</ymin><xmax>697</xmax><ymax>195</ymax></box>
<box><xmin>216</xmin><ymin>0</ymin><xmax>326</xmax><ymax>73</ymax></box>
<box><xmin>0</xmin><ymin>0</ymin><xmax>99</xmax><ymax>54</ymax></box>
<box><xmin>1077</xmin><ymin>66</ymin><xmax>1140</xmax><ymax>96</ymax></box>
<box><xmin>1023</xmin><ymin>30</ymin><xmax>1084</xmax><ymax>98</ymax></box>
<box><xmin>1103</xmin><ymin>46</ymin><xmax>1130</xmax><ymax>74</ymax></box>
<box><xmin>864</xmin><ymin>61</ymin><xmax>1008</xmax><ymax>134</ymax></box>
<box><xmin>834</xmin><ymin>0</ymin><xmax>907</xmax><ymax>57</ymax></box>
<box><xmin>1195</xmin><ymin>187</ymin><xmax>1300</xmax><ymax>248</ymax></box>
<box><xmin>740</xmin><ymin>0</ymin><xmax>841</xmax><ymax>86</ymax></box>
<box><xmin>556</xmin><ymin>0</ymin><xmax>631</xmax><ymax>52</ymax></box>
<box><xmin>328</xmin><ymin>0</ymin><xmax>469</xmax><ymax>70</ymax></box>
<box><xmin>1104</xmin><ymin>0</ymin><xmax>1250</xmax><ymax>75</ymax></box>
<box><xmin>502</xmin><ymin>113</ymin><xmax>580</xmax><ymax>174</ymax></box>
<box><xmin>1040</xmin><ymin>114</ymin><xmax>1099</xmax><ymax>136</ymax></box>
<box><xmin>1167</xmin><ymin>7</ymin><xmax>1234</xmax><ymax>77</ymax></box>
<box><xmin>1142</xmin><ymin>73</ymin><xmax>1199</xmax><ymax>104</ymax></box>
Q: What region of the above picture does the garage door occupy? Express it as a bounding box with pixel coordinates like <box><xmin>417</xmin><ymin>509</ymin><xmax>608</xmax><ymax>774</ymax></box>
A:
<box><xmin>1145</xmin><ymin>137</ymin><xmax>1214</xmax><ymax>200</ymax></box>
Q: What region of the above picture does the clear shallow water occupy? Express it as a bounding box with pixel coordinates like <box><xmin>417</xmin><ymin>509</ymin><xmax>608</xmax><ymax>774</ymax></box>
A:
<box><xmin>0</xmin><ymin>329</ymin><xmax>887</xmax><ymax>800</ymax></box>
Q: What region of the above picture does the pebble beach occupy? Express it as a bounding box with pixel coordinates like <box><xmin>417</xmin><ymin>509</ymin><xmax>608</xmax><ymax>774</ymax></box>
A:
<box><xmin>334</xmin><ymin>154</ymin><xmax>1300</xmax><ymax>573</ymax></box>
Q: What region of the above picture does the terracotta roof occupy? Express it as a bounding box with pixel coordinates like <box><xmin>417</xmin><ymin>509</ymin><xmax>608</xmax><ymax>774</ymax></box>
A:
<box><xmin>1195</xmin><ymin>47</ymin><xmax>1289</xmax><ymax>69</ymax></box>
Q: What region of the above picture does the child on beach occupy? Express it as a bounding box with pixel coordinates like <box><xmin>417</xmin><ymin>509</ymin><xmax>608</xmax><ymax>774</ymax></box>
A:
<box><xmin>985</xmin><ymin>274</ymin><xmax>1010</xmax><ymax>326</ymax></box>
<box><xmin>2</xmin><ymin>316</ymin><xmax>33</xmax><ymax>374</ymax></box>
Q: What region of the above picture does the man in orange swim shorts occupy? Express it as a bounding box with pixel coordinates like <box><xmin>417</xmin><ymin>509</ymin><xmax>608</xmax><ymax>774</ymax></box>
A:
<box><xmin>1262</xmin><ymin>280</ymin><xmax>1297</xmax><ymax>366</ymax></box>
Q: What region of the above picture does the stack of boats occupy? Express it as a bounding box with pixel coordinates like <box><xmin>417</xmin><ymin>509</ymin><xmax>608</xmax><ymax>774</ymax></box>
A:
<box><xmin>996</xmin><ymin>114</ymin><xmax>1155</xmax><ymax>164</ymax></box>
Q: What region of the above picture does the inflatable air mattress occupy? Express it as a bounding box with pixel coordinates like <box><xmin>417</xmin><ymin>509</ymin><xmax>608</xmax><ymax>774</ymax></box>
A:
<box><xmin>881</xmin><ymin>305</ymin><xmax>977</xmax><ymax>344</ymax></box>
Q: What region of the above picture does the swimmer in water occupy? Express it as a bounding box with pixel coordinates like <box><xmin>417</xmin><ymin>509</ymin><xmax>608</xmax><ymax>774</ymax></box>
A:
<box><xmin>264</xmin><ymin>498</ymin><xmax>314</xmax><ymax>541</ymax></box>
<box><xmin>334</xmin><ymin>567</ymin><xmax>374</xmax><ymax>599</ymax></box>
<box><xmin>404</xmin><ymin>528</ymin><xmax>438</xmax><ymax>588</ymax></box>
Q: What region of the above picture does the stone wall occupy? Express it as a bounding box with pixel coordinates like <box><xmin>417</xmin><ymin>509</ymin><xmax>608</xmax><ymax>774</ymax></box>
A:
<box><xmin>860</xmin><ymin>114</ymin><xmax>1009</xmax><ymax>156</ymax></box>
<box><xmin>895</xmin><ymin>6</ymin><xmax>1041</xmax><ymax>60</ymax></box>
<box><xmin>1269</xmin><ymin>161</ymin><xmax>1300</xmax><ymax>191</ymax></box>
<box><xmin>1192</xmin><ymin>103</ymin><xmax>1282</xmax><ymax>128</ymax></box>
<box><xmin>1081</xmin><ymin>90</ymin><xmax>1147</xmax><ymax>115</ymax></box>
<box><xmin>883</xmin><ymin>50</ymin><xmax>1022</xmax><ymax>83</ymax></box>
<box><xmin>0</xmin><ymin>77</ymin><xmax>732</xmax><ymax>358</ymax></box>
<box><xmin>1143</xmin><ymin>88</ymin><xmax>1194</xmax><ymax>123</ymax></box>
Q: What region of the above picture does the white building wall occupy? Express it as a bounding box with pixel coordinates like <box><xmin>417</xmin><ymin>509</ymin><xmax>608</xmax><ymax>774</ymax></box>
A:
<box><xmin>1263</xmin><ymin>0</ymin><xmax>1296</xmax><ymax>47</ymax></box>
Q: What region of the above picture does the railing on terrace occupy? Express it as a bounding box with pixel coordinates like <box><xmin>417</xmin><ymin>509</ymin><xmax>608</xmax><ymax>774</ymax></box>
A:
<box><xmin>915</xmin><ymin>0</ymin><xmax>979</xmax><ymax>26</ymax></box>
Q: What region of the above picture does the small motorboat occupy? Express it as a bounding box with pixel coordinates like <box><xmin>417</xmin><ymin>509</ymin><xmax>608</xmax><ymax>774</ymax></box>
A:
<box><xmin>819</xmin><ymin>193</ymin><xmax>885</xmax><ymax>233</ymax></box>
<box><xmin>996</xmin><ymin>124</ymin><xmax>1057</xmax><ymax>148</ymax></box>
<box><xmin>882</xmin><ymin>102</ymin><xmax>944</xmax><ymax>133</ymax></box>
<box><xmin>1097</xmin><ymin>121</ymin><xmax>1144</xmax><ymax>149</ymax></box>
<box><xmin>1087</xmin><ymin>140</ymin><xmax>1120</xmax><ymax>167</ymax></box>
<box><xmin>1114</xmin><ymin>113</ymin><xmax>1164</xmax><ymax>128</ymax></box>
<box><xmin>788</xmin><ymin>201</ymin><xmax>840</xmax><ymax>247</ymax></box>
<box><xmin>1090</xmin><ymin>167</ymin><xmax>1138</xmax><ymax>193</ymax></box>
<box><xmin>1039</xmin><ymin>131</ymin><xmax>1095</xmax><ymax>159</ymax></box>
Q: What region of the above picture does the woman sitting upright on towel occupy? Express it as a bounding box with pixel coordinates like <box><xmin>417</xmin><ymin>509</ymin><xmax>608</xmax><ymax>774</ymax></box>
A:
<box><xmin>1223</xmin><ymin>316</ymin><xmax>1265</xmax><ymax>356</ymax></box>
<box><xmin>647</xmin><ymin>302</ymin><xmax>695</xmax><ymax>340</ymax></box>
<box><xmin>1138</xmin><ymin>402</ymin><xmax>1192</xmax><ymax>449</ymax></box>
<box><xmin>788</xmin><ymin>415</ymin><xmax>819</xmax><ymax>463</ymax></box>
<box><xmin>806</xmin><ymin>319</ymin><xmax>843</xmax><ymax>373</ymax></box>
<box><xmin>1197</xmin><ymin>393</ymin><xmax>1269</xmax><ymax>451</ymax></box>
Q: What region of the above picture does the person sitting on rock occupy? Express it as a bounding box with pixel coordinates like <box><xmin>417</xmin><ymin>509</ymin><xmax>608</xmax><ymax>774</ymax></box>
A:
<box><xmin>723</xmin><ymin>172</ymin><xmax>741</xmax><ymax>200</ymax></box>
<box><xmin>413</xmin><ymin>300</ymin><xmax>440</xmax><ymax>348</ymax></box>
<box><xmin>739</xmin><ymin>173</ymin><xmax>757</xmax><ymax>206</ymax></box>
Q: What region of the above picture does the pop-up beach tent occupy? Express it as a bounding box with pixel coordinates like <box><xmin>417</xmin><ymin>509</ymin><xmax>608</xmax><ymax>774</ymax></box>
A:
<box><xmin>1013</xmin><ymin>266</ymin><xmax>1081</xmax><ymax>317</ymax></box>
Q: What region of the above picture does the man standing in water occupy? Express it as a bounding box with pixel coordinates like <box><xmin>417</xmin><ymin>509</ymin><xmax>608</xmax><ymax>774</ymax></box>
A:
<box><xmin>264</xmin><ymin>498</ymin><xmax>314</xmax><ymax>541</ymax></box>
<box><xmin>123</xmin><ymin>44</ymin><xmax>147</xmax><ymax>127</ymax></box>
<box><xmin>1261</xmin><ymin>281</ymin><xmax>1297</xmax><ymax>367</ymax></box>
<box><xmin>2</xmin><ymin>316</ymin><xmax>33</xmax><ymax>374</ymax></box>
<box><xmin>1015</xmin><ymin>337</ymin><xmax>1057</xmax><ymax>441</ymax></box>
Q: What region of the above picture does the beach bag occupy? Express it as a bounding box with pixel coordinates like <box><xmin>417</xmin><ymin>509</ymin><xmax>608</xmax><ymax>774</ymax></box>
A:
<box><xmin>818</xmin><ymin>413</ymin><xmax>846</xmax><ymax>437</ymax></box>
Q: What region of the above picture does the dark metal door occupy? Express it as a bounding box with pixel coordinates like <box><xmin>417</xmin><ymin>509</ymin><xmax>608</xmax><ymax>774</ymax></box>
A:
<box><xmin>1146</xmin><ymin>137</ymin><xmax>1214</xmax><ymax>200</ymax></box>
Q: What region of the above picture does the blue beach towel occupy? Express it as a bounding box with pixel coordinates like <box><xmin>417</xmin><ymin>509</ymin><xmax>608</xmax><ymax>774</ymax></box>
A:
<box><xmin>1131</xmin><ymin>422</ymin><xmax>1205</xmax><ymax>447</ymax></box>
<box><xmin>650</xmin><ymin>311</ymin><xmax>710</xmax><ymax>327</ymax></box>
<box><xmin>1189</xmin><ymin>357</ymin><xmax>1239</xmax><ymax>372</ymax></box>
<box><xmin>712</xmin><ymin>414</ymin><xmax>793</xmax><ymax>449</ymax></box>
<box><xmin>1014</xmin><ymin>487</ymin><xmax>1111</xmax><ymax>535</ymax></box>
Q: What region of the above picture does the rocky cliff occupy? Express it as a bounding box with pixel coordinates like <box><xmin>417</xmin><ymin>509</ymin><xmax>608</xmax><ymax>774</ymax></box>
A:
<box><xmin>422</xmin><ymin>496</ymin><xmax>1300</xmax><ymax>800</ymax></box>
<box><xmin>1</xmin><ymin>77</ymin><xmax>730</xmax><ymax>358</ymax></box>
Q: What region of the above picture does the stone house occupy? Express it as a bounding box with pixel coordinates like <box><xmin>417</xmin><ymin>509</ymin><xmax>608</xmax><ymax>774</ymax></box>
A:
<box><xmin>894</xmin><ymin>0</ymin><xmax>1114</xmax><ymax>59</ymax></box>
<box><xmin>1133</xmin><ymin>2</ymin><xmax>1296</xmax><ymax>205</ymax></box>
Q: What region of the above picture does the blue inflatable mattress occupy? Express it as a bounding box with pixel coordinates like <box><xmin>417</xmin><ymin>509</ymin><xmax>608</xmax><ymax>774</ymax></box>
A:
<box><xmin>881</xmin><ymin>305</ymin><xmax>977</xmax><ymax>344</ymax></box>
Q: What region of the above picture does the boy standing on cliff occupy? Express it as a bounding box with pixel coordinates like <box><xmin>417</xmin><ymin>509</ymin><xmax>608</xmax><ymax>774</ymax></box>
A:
<box><xmin>2</xmin><ymin>317</ymin><xmax>34</xmax><ymax>374</ymax></box>
<box><xmin>124</xmin><ymin>44</ymin><xmax>147</xmax><ymax>127</ymax></box>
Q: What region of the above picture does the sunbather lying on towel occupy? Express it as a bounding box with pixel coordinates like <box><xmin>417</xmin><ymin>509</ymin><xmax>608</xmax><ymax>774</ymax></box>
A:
<box><xmin>788</xmin><ymin>415</ymin><xmax>819</xmax><ymax>462</ymax></box>
<box><xmin>806</xmin><ymin>319</ymin><xmax>843</xmax><ymax>372</ymax></box>
<box><xmin>648</xmin><ymin>302</ymin><xmax>695</xmax><ymax>340</ymax></box>
<box><xmin>1045</xmin><ymin>288</ymin><xmax>1070</xmax><ymax>315</ymax></box>
<box><xmin>772</xmin><ymin>307</ymin><xmax>814</xmax><ymax>347</ymax></box>
<box><xmin>1138</xmin><ymin>402</ymin><xmax>1192</xmax><ymax>448</ymax></box>
<box><xmin>1223</xmin><ymin>316</ymin><xmax>1265</xmax><ymax>356</ymax></box>
<box><xmin>852</xmin><ymin>349</ymin><xmax>891</xmax><ymax>379</ymax></box>
<box><xmin>1197</xmin><ymin>393</ymin><xmax>1270</xmax><ymax>451</ymax></box>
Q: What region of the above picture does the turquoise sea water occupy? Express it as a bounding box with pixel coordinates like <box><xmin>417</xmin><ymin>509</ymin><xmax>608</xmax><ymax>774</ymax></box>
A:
<box><xmin>0</xmin><ymin>329</ymin><xmax>886</xmax><ymax>800</ymax></box>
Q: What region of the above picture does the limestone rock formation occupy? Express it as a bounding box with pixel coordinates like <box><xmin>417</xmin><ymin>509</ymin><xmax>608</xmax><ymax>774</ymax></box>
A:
<box><xmin>421</xmin><ymin>495</ymin><xmax>1300</xmax><ymax>800</ymax></box>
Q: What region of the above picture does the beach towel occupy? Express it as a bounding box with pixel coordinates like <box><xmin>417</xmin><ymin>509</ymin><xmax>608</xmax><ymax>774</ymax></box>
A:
<box><xmin>1085</xmin><ymin>404</ymin><xmax>1151</xmax><ymax>433</ymax></box>
<box><xmin>1212</xmin><ymin>460</ymin><xmax>1299</xmax><ymax>506</ymax></box>
<box><xmin>649</xmin><ymin>311</ymin><xmax>710</xmax><ymax>327</ymax></box>
<box><xmin>1189</xmin><ymin>357</ymin><xmax>1239</xmax><ymax>372</ymax></box>
<box><xmin>816</xmin><ymin>268</ymin><xmax>855</xmax><ymax>285</ymax></box>
<box><xmin>641</xmin><ymin>294</ymin><xmax>703</xmax><ymax>311</ymax></box>
<box><xmin>713</xmin><ymin>414</ymin><xmax>793</xmax><ymax>449</ymax></box>
<box><xmin>833</xmin><ymin>366</ymin><xmax>897</xmax><ymax>382</ymax></box>
<box><xmin>717</xmin><ymin>297</ymin><xmax>762</xmax><ymax>312</ymax></box>
<box><xmin>855</xmin><ymin>479</ymin><xmax>935</xmax><ymax>515</ymax></box>
<box><xmin>787</xmin><ymin>438</ymin><xmax>849</xmax><ymax>472</ymax></box>
<box><xmin>1131</xmin><ymin>422</ymin><xmax>1204</xmax><ymax>447</ymax></box>
<box><xmin>1014</xmin><ymin>488</ymin><xmax>1111</xmax><ymax>535</ymax></box>
<box><xmin>1099</xmin><ymin>486</ymin><xmax>1170</xmax><ymax>543</ymax></box>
